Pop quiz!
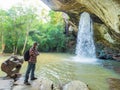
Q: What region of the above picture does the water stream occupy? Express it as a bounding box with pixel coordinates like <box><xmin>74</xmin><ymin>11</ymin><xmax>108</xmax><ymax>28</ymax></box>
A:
<box><xmin>75</xmin><ymin>12</ymin><xmax>96</xmax><ymax>58</ymax></box>
<box><xmin>75</xmin><ymin>12</ymin><xmax>97</xmax><ymax>64</ymax></box>
<box><xmin>37</xmin><ymin>54</ymin><xmax>120</xmax><ymax>90</ymax></box>
<box><xmin>0</xmin><ymin>53</ymin><xmax>120</xmax><ymax>90</ymax></box>
<box><xmin>28</xmin><ymin>53</ymin><xmax>120</xmax><ymax>90</ymax></box>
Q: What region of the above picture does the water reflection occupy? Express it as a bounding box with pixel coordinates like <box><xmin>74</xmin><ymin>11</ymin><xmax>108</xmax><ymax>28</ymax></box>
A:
<box><xmin>21</xmin><ymin>53</ymin><xmax>120</xmax><ymax>90</ymax></box>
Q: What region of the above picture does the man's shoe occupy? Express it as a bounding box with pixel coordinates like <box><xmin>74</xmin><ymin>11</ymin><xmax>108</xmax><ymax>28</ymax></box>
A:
<box><xmin>24</xmin><ymin>82</ymin><xmax>31</xmax><ymax>85</ymax></box>
<box><xmin>31</xmin><ymin>77</ymin><xmax>37</xmax><ymax>80</ymax></box>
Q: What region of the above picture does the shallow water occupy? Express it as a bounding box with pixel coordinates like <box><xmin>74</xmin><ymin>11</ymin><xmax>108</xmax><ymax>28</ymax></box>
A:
<box><xmin>0</xmin><ymin>53</ymin><xmax>120</xmax><ymax>90</ymax></box>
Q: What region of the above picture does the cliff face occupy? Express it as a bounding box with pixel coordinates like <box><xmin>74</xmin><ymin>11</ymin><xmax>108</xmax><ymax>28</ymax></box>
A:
<box><xmin>41</xmin><ymin>0</ymin><xmax>120</xmax><ymax>58</ymax></box>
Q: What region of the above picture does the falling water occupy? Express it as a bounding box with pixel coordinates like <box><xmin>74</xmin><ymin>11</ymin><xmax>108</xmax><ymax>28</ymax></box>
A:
<box><xmin>75</xmin><ymin>12</ymin><xmax>96</xmax><ymax>61</ymax></box>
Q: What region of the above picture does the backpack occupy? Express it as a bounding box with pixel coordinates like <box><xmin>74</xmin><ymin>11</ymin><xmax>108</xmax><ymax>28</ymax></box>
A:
<box><xmin>24</xmin><ymin>50</ymin><xmax>30</xmax><ymax>61</ymax></box>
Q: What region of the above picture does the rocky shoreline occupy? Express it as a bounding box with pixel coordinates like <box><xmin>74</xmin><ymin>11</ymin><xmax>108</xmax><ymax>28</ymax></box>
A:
<box><xmin>107</xmin><ymin>78</ymin><xmax>120</xmax><ymax>90</ymax></box>
<box><xmin>1</xmin><ymin>76</ymin><xmax>120</xmax><ymax>90</ymax></box>
<box><xmin>0</xmin><ymin>77</ymin><xmax>89</xmax><ymax>90</ymax></box>
<box><xmin>95</xmin><ymin>45</ymin><xmax>120</xmax><ymax>61</ymax></box>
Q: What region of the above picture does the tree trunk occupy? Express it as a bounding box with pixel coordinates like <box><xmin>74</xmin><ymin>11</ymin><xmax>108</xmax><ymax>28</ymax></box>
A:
<box><xmin>21</xmin><ymin>31</ymin><xmax>29</xmax><ymax>55</ymax></box>
<box><xmin>15</xmin><ymin>45</ymin><xmax>18</xmax><ymax>54</ymax></box>
<box><xmin>22</xmin><ymin>20</ymin><xmax>31</xmax><ymax>55</ymax></box>
<box><xmin>1</xmin><ymin>32</ymin><xmax>5</xmax><ymax>54</ymax></box>
<box><xmin>13</xmin><ymin>46</ymin><xmax>18</xmax><ymax>55</ymax></box>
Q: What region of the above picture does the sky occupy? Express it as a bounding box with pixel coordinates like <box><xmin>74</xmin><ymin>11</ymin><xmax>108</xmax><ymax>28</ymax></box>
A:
<box><xmin>0</xmin><ymin>0</ymin><xmax>51</xmax><ymax>23</ymax></box>
<box><xmin>0</xmin><ymin>0</ymin><xmax>50</xmax><ymax>11</ymax></box>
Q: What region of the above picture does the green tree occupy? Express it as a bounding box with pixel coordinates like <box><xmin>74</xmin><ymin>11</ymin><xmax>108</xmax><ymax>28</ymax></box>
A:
<box><xmin>34</xmin><ymin>11</ymin><xmax>66</xmax><ymax>52</ymax></box>
<box><xmin>0</xmin><ymin>9</ymin><xmax>11</xmax><ymax>53</ymax></box>
<box><xmin>0</xmin><ymin>5</ymin><xmax>68</xmax><ymax>54</ymax></box>
<box><xmin>3</xmin><ymin>5</ymin><xmax>38</xmax><ymax>54</ymax></box>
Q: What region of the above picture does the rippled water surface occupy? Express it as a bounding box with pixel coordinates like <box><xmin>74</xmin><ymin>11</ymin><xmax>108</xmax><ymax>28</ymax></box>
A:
<box><xmin>0</xmin><ymin>53</ymin><xmax>120</xmax><ymax>90</ymax></box>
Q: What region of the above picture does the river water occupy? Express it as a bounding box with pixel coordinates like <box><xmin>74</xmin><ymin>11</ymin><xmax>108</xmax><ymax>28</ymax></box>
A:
<box><xmin>19</xmin><ymin>53</ymin><xmax>120</xmax><ymax>90</ymax></box>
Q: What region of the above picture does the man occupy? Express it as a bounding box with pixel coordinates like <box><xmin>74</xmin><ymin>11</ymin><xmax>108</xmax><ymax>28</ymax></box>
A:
<box><xmin>24</xmin><ymin>42</ymin><xmax>39</xmax><ymax>85</ymax></box>
<box><xmin>1</xmin><ymin>56</ymin><xmax>23</xmax><ymax>81</ymax></box>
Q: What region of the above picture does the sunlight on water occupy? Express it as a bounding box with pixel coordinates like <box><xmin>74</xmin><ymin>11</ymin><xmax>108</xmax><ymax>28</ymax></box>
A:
<box><xmin>33</xmin><ymin>53</ymin><xmax>120</xmax><ymax>90</ymax></box>
<box><xmin>35</xmin><ymin>53</ymin><xmax>120</xmax><ymax>90</ymax></box>
<box><xmin>71</xmin><ymin>56</ymin><xmax>98</xmax><ymax>63</ymax></box>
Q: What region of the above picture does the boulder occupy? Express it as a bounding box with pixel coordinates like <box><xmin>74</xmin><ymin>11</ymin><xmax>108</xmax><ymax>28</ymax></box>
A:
<box><xmin>63</xmin><ymin>81</ymin><xmax>89</xmax><ymax>90</ymax></box>
<box><xmin>1</xmin><ymin>55</ymin><xmax>23</xmax><ymax>80</ymax></box>
<box><xmin>13</xmin><ymin>77</ymin><xmax>61</xmax><ymax>90</ymax></box>
<box><xmin>0</xmin><ymin>78</ymin><xmax>14</xmax><ymax>90</ymax></box>
<box><xmin>107</xmin><ymin>78</ymin><xmax>120</xmax><ymax>90</ymax></box>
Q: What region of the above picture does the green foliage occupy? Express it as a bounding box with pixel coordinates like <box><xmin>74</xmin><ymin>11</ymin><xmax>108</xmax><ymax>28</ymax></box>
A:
<box><xmin>0</xmin><ymin>5</ymin><xmax>68</xmax><ymax>54</ymax></box>
<box><xmin>39</xmin><ymin>24</ymin><xmax>66</xmax><ymax>52</ymax></box>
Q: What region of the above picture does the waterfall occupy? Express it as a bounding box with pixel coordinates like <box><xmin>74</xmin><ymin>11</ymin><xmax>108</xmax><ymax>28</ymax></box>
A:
<box><xmin>75</xmin><ymin>12</ymin><xmax>96</xmax><ymax>58</ymax></box>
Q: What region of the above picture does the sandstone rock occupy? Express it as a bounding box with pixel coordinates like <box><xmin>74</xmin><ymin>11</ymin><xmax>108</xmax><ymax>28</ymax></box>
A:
<box><xmin>41</xmin><ymin>0</ymin><xmax>120</xmax><ymax>57</ymax></box>
<box><xmin>1</xmin><ymin>55</ymin><xmax>24</xmax><ymax>80</ymax></box>
<box><xmin>38</xmin><ymin>78</ymin><xmax>54</xmax><ymax>90</ymax></box>
<box><xmin>107</xmin><ymin>78</ymin><xmax>120</xmax><ymax>90</ymax></box>
<box><xmin>13</xmin><ymin>77</ymin><xmax>61</xmax><ymax>90</ymax></box>
<box><xmin>113</xmin><ymin>55</ymin><xmax>120</xmax><ymax>61</ymax></box>
<box><xmin>13</xmin><ymin>77</ymin><xmax>89</xmax><ymax>90</ymax></box>
<box><xmin>0</xmin><ymin>78</ymin><xmax>14</xmax><ymax>90</ymax></box>
<box><xmin>63</xmin><ymin>81</ymin><xmax>89</xmax><ymax>90</ymax></box>
<box><xmin>41</xmin><ymin>0</ymin><xmax>120</xmax><ymax>33</ymax></box>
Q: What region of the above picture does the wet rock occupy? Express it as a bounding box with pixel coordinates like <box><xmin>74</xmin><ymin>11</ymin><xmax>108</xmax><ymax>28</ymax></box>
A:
<box><xmin>97</xmin><ymin>50</ymin><xmax>113</xmax><ymax>60</ymax></box>
<box><xmin>113</xmin><ymin>55</ymin><xmax>120</xmax><ymax>62</ymax></box>
<box><xmin>107</xmin><ymin>78</ymin><xmax>120</xmax><ymax>90</ymax></box>
<box><xmin>1</xmin><ymin>55</ymin><xmax>23</xmax><ymax>80</ymax></box>
<box><xmin>63</xmin><ymin>81</ymin><xmax>89</xmax><ymax>90</ymax></box>
<box><xmin>38</xmin><ymin>78</ymin><xmax>54</xmax><ymax>90</ymax></box>
<box><xmin>13</xmin><ymin>77</ymin><xmax>61</xmax><ymax>90</ymax></box>
<box><xmin>0</xmin><ymin>78</ymin><xmax>14</xmax><ymax>90</ymax></box>
<box><xmin>96</xmin><ymin>45</ymin><xmax>120</xmax><ymax>60</ymax></box>
<box><xmin>12</xmin><ymin>77</ymin><xmax>89</xmax><ymax>90</ymax></box>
